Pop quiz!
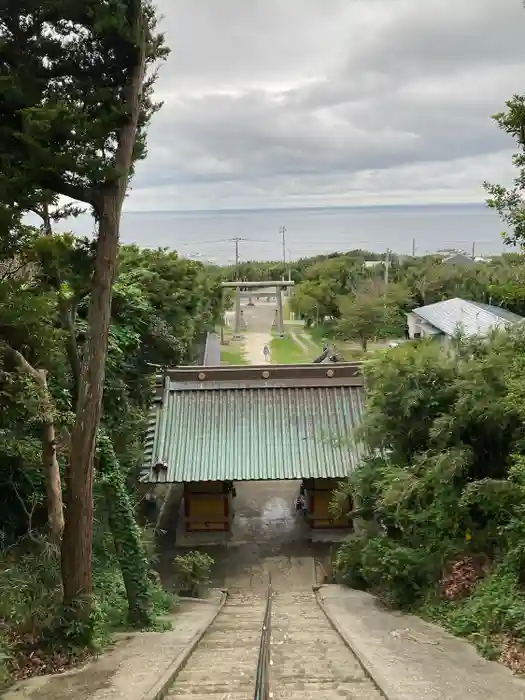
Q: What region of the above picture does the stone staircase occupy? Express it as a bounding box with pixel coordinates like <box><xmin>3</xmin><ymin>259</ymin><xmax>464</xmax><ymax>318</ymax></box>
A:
<box><xmin>166</xmin><ymin>591</ymin><xmax>266</xmax><ymax>699</ymax></box>
<box><xmin>270</xmin><ymin>590</ymin><xmax>384</xmax><ymax>699</ymax></box>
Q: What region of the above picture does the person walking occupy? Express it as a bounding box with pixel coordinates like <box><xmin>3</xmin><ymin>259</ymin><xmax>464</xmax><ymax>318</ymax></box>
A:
<box><xmin>263</xmin><ymin>344</ymin><xmax>270</xmax><ymax>362</ymax></box>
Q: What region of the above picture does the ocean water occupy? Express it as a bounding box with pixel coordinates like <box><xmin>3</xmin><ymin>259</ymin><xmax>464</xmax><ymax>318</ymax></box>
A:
<box><xmin>57</xmin><ymin>203</ymin><xmax>510</xmax><ymax>264</ymax></box>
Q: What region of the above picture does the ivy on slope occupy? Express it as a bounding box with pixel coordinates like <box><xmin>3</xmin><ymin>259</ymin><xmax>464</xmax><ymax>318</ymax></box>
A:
<box><xmin>96</xmin><ymin>431</ymin><xmax>152</xmax><ymax>628</ymax></box>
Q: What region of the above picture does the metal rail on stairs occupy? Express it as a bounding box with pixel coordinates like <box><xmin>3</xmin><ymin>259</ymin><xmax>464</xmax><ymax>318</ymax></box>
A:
<box><xmin>253</xmin><ymin>573</ymin><xmax>273</xmax><ymax>700</ymax></box>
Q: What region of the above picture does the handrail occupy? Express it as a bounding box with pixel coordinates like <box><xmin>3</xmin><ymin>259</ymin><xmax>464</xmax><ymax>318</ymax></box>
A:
<box><xmin>253</xmin><ymin>573</ymin><xmax>273</xmax><ymax>700</ymax></box>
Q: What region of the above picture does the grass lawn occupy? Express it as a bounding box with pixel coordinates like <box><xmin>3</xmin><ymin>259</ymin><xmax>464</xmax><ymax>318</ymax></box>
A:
<box><xmin>300</xmin><ymin>332</ymin><xmax>323</xmax><ymax>355</ymax></box>
<box><xmin>332</xmin><ymin>342</ymin><xmax>366</xmax><ymax>361</ymax></box>
<box><xmin>220</xmin><ymin>343</ymin><xmax>248</xmax><ymax>365</ymax></box>
<box><xmin>270</xmin><ymin>335</ymin><xmax>312</xmax><ymax>364</ymax></box>
<box><xmin>332</xmin><ymin>339</ymin><xmax>401</xmax><ymax>360</ymax></box>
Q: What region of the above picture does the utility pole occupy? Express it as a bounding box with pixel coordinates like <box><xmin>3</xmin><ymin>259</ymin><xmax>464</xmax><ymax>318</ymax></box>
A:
<box><xmin>412</xmin><ymin>238</ymin><xmax>416</xmax><ymax>257</ymax></box>
<box><xmin>471</xmin><ymin>241</ymin><xmax>476</xmax><ymax>259</ymax></box>
<box><xmin>280</xmin><ymin>226</ymin><xmax>286</xmax><ymax>268</ymax></box>
<box><xmin>384</xmin><ymin>248</ymin><xmax>390</xmax><ymax>290</ymax></box>
<box><xmin>229</xmin><ymin>237</ymin><xmax>246</xmax><ymax>280</ymax></box>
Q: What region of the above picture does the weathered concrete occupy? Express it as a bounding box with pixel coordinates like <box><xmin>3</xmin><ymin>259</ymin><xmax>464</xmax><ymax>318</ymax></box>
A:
<box><xmin>202</xmin><ymin>332</ymin><xmax>221</xmax><ymax>366</ymax></box>
<box><xmin>317</xmin><ymin>585</ymin><xmax>525</xmax><ymax>700</ymax></box>
<box><xmin>169</xmin><ymin>479</ymin><xmax>306</xmax><ymax>549</ymax></box>
<box><xmin>158</xmin><ymin>479</ymin><xmax>333</xmax><ymax>592</ymax></box>
<box><xmin>271</xmin><ymin>590</ymin><xmax>383</xmax><ymax>699</ymax></box>
<box><xmin>239</xmin><ymin>299</ymin><xmax>276</xmax><ymax>333</ymax></box>
<box><xmin>2</xmin><ymin>597</ymin><xmax>224</xmax><ymax>700</ymax></box>
<box><xmin>166</xmin><ymin>591</ymin><xmax>265</xmax><ymax>699</ymax></box>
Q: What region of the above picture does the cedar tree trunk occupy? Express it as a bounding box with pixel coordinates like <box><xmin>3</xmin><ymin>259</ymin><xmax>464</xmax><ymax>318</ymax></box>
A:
<box><xmin>60</xmin><ymin>11</ymin><xmax>146</xmax><ymax>623</ymax></box>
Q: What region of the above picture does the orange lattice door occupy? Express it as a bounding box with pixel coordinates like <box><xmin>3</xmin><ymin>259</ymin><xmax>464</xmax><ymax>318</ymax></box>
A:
<box><xmin>185</xmin><ymin>493</ymin><xmax>230</xmax><ymax>532</ymax></box>
<box><xmin>310</xmin><ymin>490</ymin><xmax>350</xmax><ymax>529</ymax></box>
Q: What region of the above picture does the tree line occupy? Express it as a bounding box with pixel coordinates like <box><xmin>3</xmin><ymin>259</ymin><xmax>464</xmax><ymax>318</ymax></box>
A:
<box><xmin>223</xmin><ymin>248</ymin><xmax>525</xmax><ymax>351</ymax></box>
<box><xmin>289</xmin><ymin>251</ymin><xmax>525</xmax><ymax>349</ymax></box>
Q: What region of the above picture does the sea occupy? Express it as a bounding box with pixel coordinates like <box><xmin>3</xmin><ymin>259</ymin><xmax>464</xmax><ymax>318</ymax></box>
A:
<box><xmin>54</xmin><ymin>203</ymin><xmax>511</xmax><ymax>265</ymax></box>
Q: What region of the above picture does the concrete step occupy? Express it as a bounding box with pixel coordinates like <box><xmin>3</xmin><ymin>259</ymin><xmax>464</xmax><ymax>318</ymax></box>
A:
<box><xmin>170</xmin><ymin>695</ymin><xmax>252</xmax><ymax>700</ymax></box>
<box><xmin>166</xmin><ymin>593</ymin><xmax>266</xmax><ymax>699</ymax></box>
<box><xmin>270</xmin><ymin>591</ymin><xmax>383</xmax><ymax>700</ymax></box>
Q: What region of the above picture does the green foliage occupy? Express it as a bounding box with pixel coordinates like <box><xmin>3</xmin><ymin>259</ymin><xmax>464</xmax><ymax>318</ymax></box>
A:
<box><xmin>0</xmin><ymin>525</ymin><xmax>173</xmax><ymax>686</ymax></box>
<box><xmin>289</xmin><ymin>254</ymin><xmax>372</xmax><ymax>325</ymax></box>
<box><xmin>97</xmin><ymin>431</ymin><xmax>153</xmax><ymax>628</ymax></box>
<box><xmin>0</xmin><ymin>0</ymin><xmax>168</xmax><ymax>209</ymax></box>
<box><xmin>485</xmin><ymin>95</ymin><xmax>525</xmax><ymax>247</ymax></box>
<box><xmin>443</xmin><ymin>567</ymin><xmax>525</xmax><ymax>647</ymax></box>
<box><xmin>173</xmin><ymin>551</ymin><xmax>214</xmax><ymax>597</ymax></box>
<box><xmin>361</xmin><ymin>341</ymin><xmax>458</xmax><ymax>460</ymax></box>
<box><xmin>334</xmin><ymin>279</ymin><xmax>410</xmax><ymax>349</ymax></box>
<box><xmin>360</xmin><ymin>538</ymin><xmax>438</xmax><ymax>608</ymax></box>
<box><xmin>1</xmin><ymin>0</ymin><xmax>173</xmax><ymax>642</ymax></box>
<box><xmin>0</xmin><ymin>225</ymin><xmax>221</xmax><ymax>683</ymax></box>
<box><xmin>0</xmin><ymin>538</ymin><xmax>61</xmax><ymax>635</ymax></box>
<box><xmin>334</xmin><ymin>324</ymin><xmax>525</xmax><ymax>659</ymax></box>
<box><xmin>333</xmin><ymin>535</ymin><xmax>368</xmax><ymax>589</ymax></box>
<box><xmin>337</xmin><ymin>294</ymin><xmax>389</xmax><ymax>350</ymax></box>
<box><xmin>248</xmin><ymin>243</ymin><xmax>525</xmax><ymax>340</ymax></box>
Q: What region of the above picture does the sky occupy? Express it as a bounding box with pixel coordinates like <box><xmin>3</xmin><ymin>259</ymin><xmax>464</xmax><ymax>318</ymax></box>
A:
<box><xmin>127</xmin><ymin>0</ymin><xmax>525</xmax><ymax>211</ymax></box>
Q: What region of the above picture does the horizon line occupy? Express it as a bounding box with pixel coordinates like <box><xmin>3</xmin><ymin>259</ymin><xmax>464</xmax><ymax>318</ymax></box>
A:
<box><xmin>122</xmin><ymin>201</ymin><xmax>487</xmax><ymax>216</ymax></box>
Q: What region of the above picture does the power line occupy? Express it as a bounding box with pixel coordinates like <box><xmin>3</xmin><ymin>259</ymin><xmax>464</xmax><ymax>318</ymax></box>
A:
<box><xmin>176</xmin><ymin>238</ymin><xmax>234</xmax><ymax>246</ymax></box>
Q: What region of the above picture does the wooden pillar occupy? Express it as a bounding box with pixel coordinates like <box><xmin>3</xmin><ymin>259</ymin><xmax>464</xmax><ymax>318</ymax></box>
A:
<box><xmin>234</xmin><ymin>286</ymin><xmax>241</xmax><ymax>336</ymax></box>
<box><xmin>276</xmin><ymin>288</ymin><xmax>284</xmax><ymax>336</ymax></box>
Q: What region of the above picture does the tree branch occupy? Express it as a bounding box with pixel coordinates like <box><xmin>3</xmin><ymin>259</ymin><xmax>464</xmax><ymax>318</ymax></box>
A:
<box><xmin>31</xmin><ymin>201</ymin><xmax>52</xmax><ymax>234</ymax></box>
<box><xmin>38</xmin><ymin>172</ymin><xmax>94</xmax><ymax>206</ymax></box>
<box><xmin>9</xmin><ymin>472</ymin><xmax>38</xmax><ymax>541</ymax></box>
<box><xmin>2</xmin><ymin>342</ymin><xmax>46</xmax><ymax>387</ymax></box>
<box><xmin>0</xmin><ymin>260</ymin><xmax>32</xmax><ymax>281</ymax></box>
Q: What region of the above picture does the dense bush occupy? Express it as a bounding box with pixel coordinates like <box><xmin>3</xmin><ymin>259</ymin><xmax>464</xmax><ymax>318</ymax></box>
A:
<box><xmin>173</xmin><ymin>551</ymin><xmax>214</xmax><ymax>598</ymax></box>
<box><xmin>334</xmin><ymin>328</ymin><xmax>525</xmax><ymax>663</ymax></box>
<box><xmin>0</xmin><ymin>530</ymin><xmax>175</xmax><ymax>688</ymax></box>
<box><xmin>0</xmin><ymin>236</ymin><xmax>222</xmax><ymax>685</ymax></box>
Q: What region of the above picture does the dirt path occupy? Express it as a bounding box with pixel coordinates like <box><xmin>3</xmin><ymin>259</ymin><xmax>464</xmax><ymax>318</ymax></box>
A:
<box><xmin>244</xmin><ymin>332</ymin><xmax>272</xmax><ymax>364</ymax></box>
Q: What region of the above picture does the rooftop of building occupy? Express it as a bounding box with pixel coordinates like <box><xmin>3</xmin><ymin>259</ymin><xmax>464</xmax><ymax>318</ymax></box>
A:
<box><xmin>410</xmin><ymin>297</ymin><xmax>523</xmax><ymax>338</ymax></box>
<box><xmin>141</xmin><ymin>362</ymin><xmax>366</xmax><ymax>484</ymax></box>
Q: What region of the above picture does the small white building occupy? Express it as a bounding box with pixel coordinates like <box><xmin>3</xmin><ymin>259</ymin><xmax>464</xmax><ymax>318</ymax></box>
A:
<box><xmin>406</xmin><ymin>298</ymin><xmax>523</xmax><ymax>345</ymax></box>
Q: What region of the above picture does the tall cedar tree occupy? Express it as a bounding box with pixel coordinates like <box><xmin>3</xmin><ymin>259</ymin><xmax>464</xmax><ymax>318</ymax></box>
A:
<box><xmin>0</xmin><ymin>0</ymin><xmax>168</xmax><ymax>620</ymax></box>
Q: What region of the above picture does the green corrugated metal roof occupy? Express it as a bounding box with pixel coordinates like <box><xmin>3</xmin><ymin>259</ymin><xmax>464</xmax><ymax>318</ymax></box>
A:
<box><xmin>142</xmin><ymin>385</ymin><xmax>366</xmax><ymax>482</ymax></box>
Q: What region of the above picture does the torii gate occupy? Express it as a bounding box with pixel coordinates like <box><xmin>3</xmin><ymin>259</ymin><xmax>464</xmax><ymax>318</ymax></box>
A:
<box><xmin>221</xmin><ymin>280</ymin><xmax>294</xmax><ymax>337</ymax></box>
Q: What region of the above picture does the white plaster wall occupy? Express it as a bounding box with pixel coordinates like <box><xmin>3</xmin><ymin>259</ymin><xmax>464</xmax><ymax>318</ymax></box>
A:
<box><xmin>406</xmin><ymin>312</ymin><xmax>420</xmax><ymax>338</ymax></box>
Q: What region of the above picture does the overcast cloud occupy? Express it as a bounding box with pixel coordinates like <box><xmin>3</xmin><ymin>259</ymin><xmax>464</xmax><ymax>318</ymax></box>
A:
<box><xmin>127</xmin><ymin>0</ymin><xmax>525</xmax><ymax>211</ymax></box>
